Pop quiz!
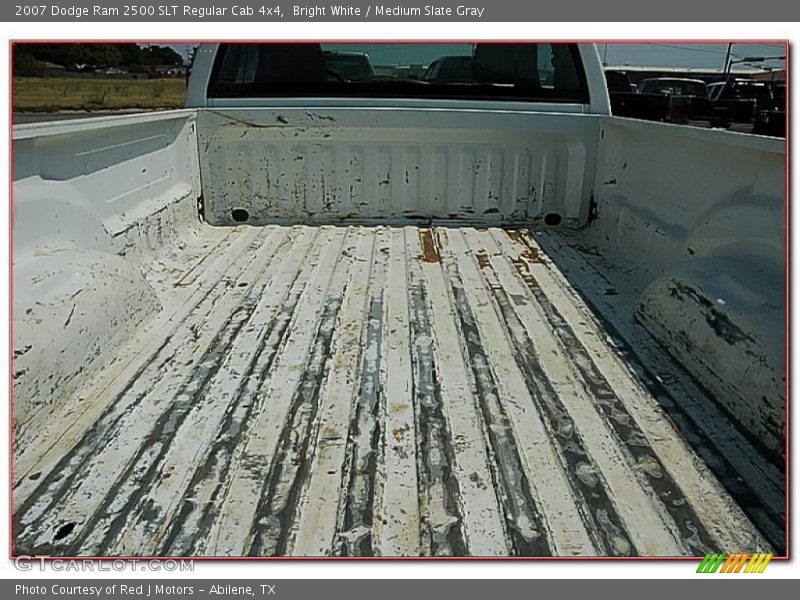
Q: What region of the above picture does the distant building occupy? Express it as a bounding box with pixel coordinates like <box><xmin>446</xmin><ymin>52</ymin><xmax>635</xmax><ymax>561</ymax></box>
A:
<box><xmin>604</xmin><ymin>65</ymin><xmax>785</xmax><ymax>84</ymax></box>
<box><xmin>153</xmin><ymin>65</ymin><xmax>186</xmax><ymax>78</ymax></box>
<box><xmin>101</xmin><ymin>67</ymin><xmax>129</xmax><ymax>76</ymax></box>
<box><xmin>41</xmin><ymin>61</ymin><xmax>66</xmax><ymax>77</ymax></box>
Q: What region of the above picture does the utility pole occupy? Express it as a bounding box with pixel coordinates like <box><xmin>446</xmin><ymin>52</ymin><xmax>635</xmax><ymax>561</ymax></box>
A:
<box><xmin>723</xmin><ymin>42</ymin><xmax>733</xmax><ymax>79</ymax></box>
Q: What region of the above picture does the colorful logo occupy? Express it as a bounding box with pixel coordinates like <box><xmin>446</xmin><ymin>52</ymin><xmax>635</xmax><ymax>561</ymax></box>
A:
<box><xmin>696</xmin><ymin>553</ymin><xmax>773</xmax><ymax>574</ymax></box>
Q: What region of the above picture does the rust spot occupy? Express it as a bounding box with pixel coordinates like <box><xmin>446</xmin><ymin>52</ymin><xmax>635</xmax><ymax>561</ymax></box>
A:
<box><xmin>511</xmin><ymin>258</ymin><xmax>540</xmax><ymax>288</ymax></box>
<box><xmin>418</xmin><ymin>229</ymin><xmax>441</xmax><ymax>263</ymax></box>
<box><xmin>506</xmin><ymin>229</ymin><xmax>525</xmax><ymax>243</ymax></box>
<box><xmin>520</xmin><ymin>244</ymin><xmax>540</xmax><ymax>263</ymax></box>
<box><xmin>506</xmin><ymin>229</ymin><xmax>541</xmax><ymax>263</ymax></box>
<box><xmin>476</xmin><ymin>252</ymin><xmax>491</xmax><ymax>269</ymax></box>
<box><xmin>322</xmin><ymin>425</ymin><xmax>339</xmax><ymax>439</ymax></box>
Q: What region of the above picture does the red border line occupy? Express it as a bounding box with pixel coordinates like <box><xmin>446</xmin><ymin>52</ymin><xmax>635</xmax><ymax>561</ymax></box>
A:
<box><xmin>8</xmin><ymin>39</ymin><xmax>791</xmax><ymax>563</ymax></box>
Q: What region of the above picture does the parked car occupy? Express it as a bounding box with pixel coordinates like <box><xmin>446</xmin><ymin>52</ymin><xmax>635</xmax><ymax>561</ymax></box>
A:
<box><xmin>636</xmin><ymin>77</ymin><xmax>719</xmax><ymax>124</ymax></box>
<box><xmin>605</xmin><ymin>69</ymin><xmax>673</xmax><ymax>122</ymax></box>
<box><xmin>604</xmin><ymin>69</ymin><xmax>632</xmax><ymax>93</ymax></box>
<box><xmin>707</xmin><ymin>81</ymin><xmax>726</xmax><ymax>101</ymax></box>
<box><xmin>753</xmin><ymin>82</ymin><xmax>786</xmax><ymax>137</ymax></box>
<box><xmin>422</xmin><ymin>55</ymin><xmax>475</xmax><ymax>83</ymax></box>
<box><xmin>323</xmin><ymin>50</ymin><xmax>375</xmax><ymax>81</ymax></box>
<box><xmin>638</xmin><ymin>77</ymin><xmax>709</xmax><ymax>97</ymax></box>
<box><xmin>712</xmin><ymin>79</ymin><xmax>785</xmax><ymax>136</ymax></box>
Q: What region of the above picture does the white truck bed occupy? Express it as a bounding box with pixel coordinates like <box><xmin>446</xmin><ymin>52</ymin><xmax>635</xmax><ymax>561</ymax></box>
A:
<box><xmin>12</xmin><ymin>224</ymin><xmax>772</xmax><ymax>557</ymax></box>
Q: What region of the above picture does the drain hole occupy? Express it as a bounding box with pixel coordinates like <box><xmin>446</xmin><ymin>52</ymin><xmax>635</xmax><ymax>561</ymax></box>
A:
<box><xmin>544</xmin><ymin>212</ymin><xmax>562</xmax><ymax>227</ymax></box>
<box><xmin>231</xmin><ymin>208</ymin><xmax>250</xmax><ymax>223</ymax></box>
<box><xmin>54</xmin><ymin>522</ymin><xmax>76</xmax><ymax>540</ymax></box>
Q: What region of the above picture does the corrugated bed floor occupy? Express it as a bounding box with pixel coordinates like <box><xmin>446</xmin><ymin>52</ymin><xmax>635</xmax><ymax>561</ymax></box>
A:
<box><xmin>13</xmin><ymin>225</ymin><xmax>772</xmax><ymax>557</ymax></box>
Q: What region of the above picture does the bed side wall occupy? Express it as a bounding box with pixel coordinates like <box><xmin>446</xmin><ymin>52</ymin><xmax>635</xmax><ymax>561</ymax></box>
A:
<box><xmin>590</xmin><ymin>118</ymin><xmax>785</xmax><ymax>456</ymax></box>
<box><xmin>12</xmin><ymin>111</ymin><xmax>201</xmax><ymax>427</ymax></box>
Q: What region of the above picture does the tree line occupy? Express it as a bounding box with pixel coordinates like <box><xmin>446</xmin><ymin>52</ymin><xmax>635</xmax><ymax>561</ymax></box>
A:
<box><xmin>14</xmin><ymin>44</ymin><xmax>187</xmax><ymax>76</ymax></box>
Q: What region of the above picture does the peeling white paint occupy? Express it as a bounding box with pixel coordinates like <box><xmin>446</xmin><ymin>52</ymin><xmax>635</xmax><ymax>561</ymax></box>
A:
<box><xmin>12</xmin><ymin>107</ymin><xmax>783</xmax><ymax>557</ymax></box>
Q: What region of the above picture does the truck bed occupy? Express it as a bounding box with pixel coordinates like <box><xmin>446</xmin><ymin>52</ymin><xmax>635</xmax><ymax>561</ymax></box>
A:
<box><xmin>13</xmin><ymin>224</ymin><xmax>771</xmax><ymax>557</ymax></box>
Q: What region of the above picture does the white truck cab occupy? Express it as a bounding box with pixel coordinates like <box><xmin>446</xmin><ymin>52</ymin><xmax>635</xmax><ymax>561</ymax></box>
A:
<box><xmin>186</xmin><ymin>42</ymin><xmax>612</xmax><ymax>114</ymax></box>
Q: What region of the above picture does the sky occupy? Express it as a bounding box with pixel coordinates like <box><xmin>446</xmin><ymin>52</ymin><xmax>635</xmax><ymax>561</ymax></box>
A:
<box><xmin>600</xmin><ymin>43</ymin><xmax>785</xmax><ymax>70</ymax></box>
<box><xmin>164</xmin><ymin>42</ymin><xmax>786</xmax><ymax>72</ymax></box>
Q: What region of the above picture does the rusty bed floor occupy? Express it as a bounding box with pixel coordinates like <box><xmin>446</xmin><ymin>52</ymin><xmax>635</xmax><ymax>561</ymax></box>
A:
<box><xmin>12</xmin><ymin>225</ymin><xmax>776</xmax><ymax>557</ymax></box>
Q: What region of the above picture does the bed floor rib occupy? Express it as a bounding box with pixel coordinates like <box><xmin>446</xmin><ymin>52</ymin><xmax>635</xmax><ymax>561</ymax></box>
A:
<box><xmin>13</xmin><ymin>224</ymin><xmax>774</xmax><ymax>557</ymax></box>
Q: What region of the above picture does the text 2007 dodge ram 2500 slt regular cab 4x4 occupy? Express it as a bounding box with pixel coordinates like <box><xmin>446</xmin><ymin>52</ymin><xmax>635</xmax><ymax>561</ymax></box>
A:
<box><xmin>12</xmin><ymin>43</ymin><xmax>785</xmax><ymax>557</ymax></box>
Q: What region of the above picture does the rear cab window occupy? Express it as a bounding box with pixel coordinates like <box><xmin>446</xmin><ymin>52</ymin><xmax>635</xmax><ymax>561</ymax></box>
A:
<box><xmin>207</xmin><ymin>43</ymin><xmax>590</xmax><ymax>104</ymax></box>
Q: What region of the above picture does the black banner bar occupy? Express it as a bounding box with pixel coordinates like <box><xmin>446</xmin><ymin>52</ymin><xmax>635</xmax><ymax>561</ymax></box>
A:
<box><xmin>5</xmin><ymin>0</ymin><xmax>800</xmax><ymax>22</ymax></box>
<box><xmin>4</xmin><ymin>579</ymin><xmax>800</xmax><ymax>600</ymax></box>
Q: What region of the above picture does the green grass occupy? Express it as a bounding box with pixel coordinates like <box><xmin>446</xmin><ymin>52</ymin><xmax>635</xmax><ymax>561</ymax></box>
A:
<box><xmin>13</xmin><ymin>77</ymin><xmax>187</xmax><ymax>112</ymax></box>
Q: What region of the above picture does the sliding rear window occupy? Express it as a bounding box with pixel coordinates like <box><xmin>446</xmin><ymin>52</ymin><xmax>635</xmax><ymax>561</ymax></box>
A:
<box><xmin>207</xmin><ymin>43</ymin><xmax>590</xmax><ymax>104</ymax></box>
